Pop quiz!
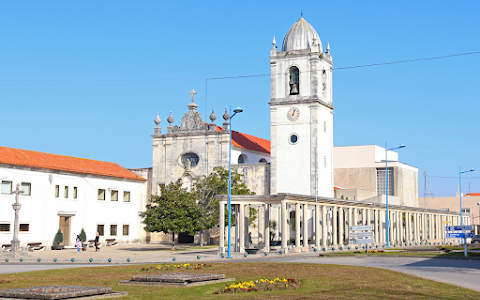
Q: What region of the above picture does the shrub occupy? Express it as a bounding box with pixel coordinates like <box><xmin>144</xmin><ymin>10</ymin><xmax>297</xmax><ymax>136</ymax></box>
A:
<box><xmin>79</xmin><ymin>228</ymin><xmax>87</xmax><ymax>242</ymax></box>
<box><xmin>53</xmin><ymin>228</ymin><xmax>63</xmax><ymax>245</ymax></box>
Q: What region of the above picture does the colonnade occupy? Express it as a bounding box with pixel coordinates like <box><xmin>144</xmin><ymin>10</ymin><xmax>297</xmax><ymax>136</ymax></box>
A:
<box><xmin>218</xmin><ymin>195</ymin><xmax>463</xmax><ymax>254</ymax></box>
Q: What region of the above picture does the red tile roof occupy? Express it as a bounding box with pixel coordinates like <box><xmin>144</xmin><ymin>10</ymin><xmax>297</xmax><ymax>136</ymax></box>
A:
<box><xmin>0</xmin><ymin>146</ymin><xmax>146</xmax><ymax>181</ymax></box>
<box><xmin>465</xmin><ymin>193</ymin><xmax>480</xmax><ymax>197</ymax></box>
<box><xmin>216</xmin><ymin>126</ymin><xmax>270</xmax><ymax>154</ymax></box>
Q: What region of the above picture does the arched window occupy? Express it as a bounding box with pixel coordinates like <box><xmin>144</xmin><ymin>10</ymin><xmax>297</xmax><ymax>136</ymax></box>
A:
<box><xmin>181</xmin><ymin>153</ymin><xmax>199</xmax><ymax>168</ymax></box>
<box><xmin>238</xmin><ymin>154</ymin><xmax>247</xmax><ymax>164</ymax></box>
<box><xmin>289</xmin><ymin>67</ymin><xmax>299</xmax><ymax>95</ymax></box>
<box><xmin>322</xmin><ymin>70</ymin><xmax>327</xmax><ymax>97</ymax></box>
<box><xmin>259</xmin><ymin>158</ymin><xmax>267</xmax><ymax>163</ymax></box>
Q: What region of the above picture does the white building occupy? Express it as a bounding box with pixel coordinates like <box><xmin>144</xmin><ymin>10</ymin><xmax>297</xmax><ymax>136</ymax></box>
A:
<box><xmin>0</xmin><ymin>146</ymin><xmax>148</xmax><ymax>248</ymax></box>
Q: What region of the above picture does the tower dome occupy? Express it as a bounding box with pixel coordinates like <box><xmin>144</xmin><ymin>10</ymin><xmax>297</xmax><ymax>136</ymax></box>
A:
<box><xmin>281</xmin><ymin>17</ymin><xmax>322</xmax><ymax>52</ymax></box>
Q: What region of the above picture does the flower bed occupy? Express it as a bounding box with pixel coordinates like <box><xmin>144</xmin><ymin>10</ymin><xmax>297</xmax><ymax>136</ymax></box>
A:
<box><xmin>0</xmin><ymin>280</ymin><xmax>11</xmax><ymax>284</ymax></box>
<box><xmin>156</xmin><ymin>263</ymin><xmax>212</xmax><ymax>271</ymax></box>
<box><xmin>214</xmin><ymin>278</ymin><xmax>301</xmax><ymax>294</ymax></box>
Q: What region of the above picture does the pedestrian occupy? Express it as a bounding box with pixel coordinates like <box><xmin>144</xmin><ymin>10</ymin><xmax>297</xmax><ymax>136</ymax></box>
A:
<box><xmin>248</xmin><ymin>232</ymin><xmax>252</xmax><ymax>246</ymax></box>
<box><xmin>95</xmin><ymin>232</ymin><xmax>100</xmax><ymax>252</ymax></box>
<box><xmin>75</xmin><ymin>235</ymin><xmax>82</xmax><ymax>253</ymax></box>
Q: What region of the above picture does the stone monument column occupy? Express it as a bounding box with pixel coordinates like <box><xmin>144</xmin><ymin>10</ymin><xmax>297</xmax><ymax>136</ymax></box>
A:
<box><xmin>10</xmin><ymin>183</ymin><xmax>24</xmax><ymax>255</ymax></box>
<box><xmin>338</xmin><ymin>207</ymin><xmax>344</xmax><ymax>246</ymax></box>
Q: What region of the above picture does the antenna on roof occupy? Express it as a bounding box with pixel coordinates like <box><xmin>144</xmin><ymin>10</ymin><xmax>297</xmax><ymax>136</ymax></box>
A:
<box><xmin>301</xmin><ymin>10</ymin><xmax>303</xmax><ymax>18</ymax></box>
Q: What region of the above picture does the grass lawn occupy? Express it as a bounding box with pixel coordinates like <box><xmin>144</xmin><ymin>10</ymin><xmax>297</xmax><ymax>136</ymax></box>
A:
<box><xmin>1</xmin><ymin>262</ymin><xmax>479</xmax><ymax>299</ymax></box>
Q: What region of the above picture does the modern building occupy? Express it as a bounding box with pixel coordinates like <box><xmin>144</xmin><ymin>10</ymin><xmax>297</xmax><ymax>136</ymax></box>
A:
<box><xmin>0</xmin><ymin>146</ymin><xmax>148</xmax><ymax>248</ymax></box>
<box><xmin>334</xmin><ymin>145</ymin><xmax>418</xmax><ymax>207</ymax></box>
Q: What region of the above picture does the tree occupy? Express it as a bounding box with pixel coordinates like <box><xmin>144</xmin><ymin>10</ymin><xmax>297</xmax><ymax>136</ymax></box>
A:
<box><xmin>53</xmin><ymin>228</ymin><xmax>63</xmax><ymax>245</ymax></box>
<box><xmin>140</xmin><ymin>182</ymin><xmax>200</xmax><ymax>249</ymax></box>
<box><xmin>79</xmin><ymin>228</ymin><xmax>87</xmax><ymax>242</ymax></box>
<box><xmin>193</xmin><ymin>166</ymin><xmax>255</xmax><ymax>247</ymax></box>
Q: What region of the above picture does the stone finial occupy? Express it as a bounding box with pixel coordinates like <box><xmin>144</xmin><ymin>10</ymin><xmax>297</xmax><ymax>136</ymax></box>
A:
<box><xmin>326</xmin><ymin>42</ymin><xmax>330</xmax><ymax>53</ymax></box>
<box><xmin>223</xmin><ymin>107</ymin><xmax>230</xmax><ymax>121</ymax></box>
<box><xmin>167</xmin><ymin>111</ymin><xmax>174</xmax><ymax>125</ymax></box>
<box><xmin>272</xmin><ymin>36</ymin><xmax>277</xmax><ymax>49</ymax></box>
<box><xmin>154</xmin><ymin>112</ymin><xmax>161</xmax><ymax>127</ymax></box>
<box><xmin>209</xmin><ymin>108</ymin><xmax>216</xmax><ymax>123</ymax></box>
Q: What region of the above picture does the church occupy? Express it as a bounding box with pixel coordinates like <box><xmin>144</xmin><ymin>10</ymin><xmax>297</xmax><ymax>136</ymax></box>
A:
<box><xmin>148</xmin><ymin>17</ymin><xmax>462</xmax><ymax>252</ymax></box>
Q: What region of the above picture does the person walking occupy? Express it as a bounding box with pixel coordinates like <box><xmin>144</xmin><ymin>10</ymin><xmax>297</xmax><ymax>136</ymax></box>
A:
<box><xmin>94</xmin><ymin>232</ymin><xmax>100</xmax><ymax>252</ymax></box>
<box><xmin>75</xmin><ymin>235</ymin><xmax>82</xmax><ymax>253</ymax></box>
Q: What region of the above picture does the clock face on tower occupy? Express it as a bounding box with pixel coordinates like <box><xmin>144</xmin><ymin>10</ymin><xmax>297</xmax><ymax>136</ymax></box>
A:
<box><xmin>287</xmin><ymin>107</ymin><xmax>300</xmax><ymax>122</ymax></box>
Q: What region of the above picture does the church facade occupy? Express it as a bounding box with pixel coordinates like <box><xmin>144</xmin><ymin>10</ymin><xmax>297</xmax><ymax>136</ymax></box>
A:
<box><xmin>149</xmin><ymin>17</ymin><xmax>462</xmax><ymax>252</ymax></box>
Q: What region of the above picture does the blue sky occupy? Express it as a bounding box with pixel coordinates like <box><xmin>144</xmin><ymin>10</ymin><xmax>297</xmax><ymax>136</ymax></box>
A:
<box><xmin>1</xmin><ymin>1</ymin><xmax>479</xmax><ymax>196</ymax></box>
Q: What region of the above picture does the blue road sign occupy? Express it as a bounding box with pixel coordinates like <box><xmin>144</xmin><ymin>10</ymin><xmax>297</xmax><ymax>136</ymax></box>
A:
<box><xmin>446</xmin><ymin>232</ymin><xmax>474</xmax><ymax>239</ymax></box>
<box><xmin>445</xmin><ymin>225</ymin><xmax>474</xmax><ymax>231</ymax></box>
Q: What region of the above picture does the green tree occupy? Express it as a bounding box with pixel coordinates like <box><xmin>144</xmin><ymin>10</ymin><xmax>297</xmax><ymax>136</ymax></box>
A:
<box><xmin>53</xmin><ymin>228</ymin><xmax>63</xmax><ymax>245</ymax></box>
<box><xmin>79</xmin><ymin>228</ymin><xmax>87</xmax><ymax>242</ymax></box>
<box><xmin>140</xmin><ymin>182</ymin><xmax>200</xmax><ymax>249</ymax></box>
<box><xmin>193</xmin><ymin>166</ymin><xmax>255</xmax><ymax>246</ymax></box>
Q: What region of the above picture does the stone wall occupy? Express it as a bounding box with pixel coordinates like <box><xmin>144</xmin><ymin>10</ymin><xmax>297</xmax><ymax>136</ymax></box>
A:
<box><xmin>233</xmin><ymin>163</ymin><xmax>271</xmax><ymax>196</ymax></box>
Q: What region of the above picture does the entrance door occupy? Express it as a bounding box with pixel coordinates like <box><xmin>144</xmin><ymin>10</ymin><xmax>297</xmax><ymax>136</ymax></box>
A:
<box><xmin>59</xmin><ymin>216</ymin><xmax>71</xmax><ymax>246</ymax></box>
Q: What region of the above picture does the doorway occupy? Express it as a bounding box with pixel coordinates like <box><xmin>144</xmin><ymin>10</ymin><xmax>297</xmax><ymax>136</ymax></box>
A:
<box><xmin>59</xmin><ymin>216</ymin><xmax>71</xmax><ymax>246</ymax></box>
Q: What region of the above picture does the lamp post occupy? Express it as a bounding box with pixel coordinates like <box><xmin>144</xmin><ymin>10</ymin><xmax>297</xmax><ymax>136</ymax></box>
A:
<box><xmin>11</xmin><ymin>183</ymin><xmax>24</xmax><ymax>255</ymax></box>
<box><xmin>227</xmin><ymin>107</ymin><xmax>243</xmax><ymax>258</ymax></box>
<box><xmin>459</xmin><ymin>167</ymin><xmax>475</xmax><ymax>257</ymax></box>
<box><xmin>385</xmin><ymin>142</ymin><xmax>405</xmax><ymax>248</ymax></box>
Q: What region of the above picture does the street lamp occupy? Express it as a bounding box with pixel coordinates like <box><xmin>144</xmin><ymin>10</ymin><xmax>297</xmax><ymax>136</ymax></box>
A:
<box><xmin>385</xmin><ymin>142</ymin><xmax>405</xmax><ymax>248</ymax></box>
<box><xmin>11</xmin><ymin>183</ymin><xmax>24</xmax><ymax>255</ymax></box>
<box><xmin>227</xmin><ymin>107</ymin><xmax>243</xmax><ymax>258</ymax></box>
<box><xmin>459</xmin><ymin>167</ymin><xmax>475</xmax><ymax>255</ymax></box>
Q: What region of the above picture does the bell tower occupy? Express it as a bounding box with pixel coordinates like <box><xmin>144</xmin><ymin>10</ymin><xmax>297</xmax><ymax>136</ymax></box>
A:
<box><xmin>269</xmin><ymin>17</ymin><xmax>334</xmax><ymax>197</ymax></box>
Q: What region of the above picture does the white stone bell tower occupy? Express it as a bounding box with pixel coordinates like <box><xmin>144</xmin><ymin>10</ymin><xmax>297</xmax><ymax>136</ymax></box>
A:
<box><xmin>269</xmin><ymin>17</ymin><xmax>334</xmax><ymax>197</ymax></box>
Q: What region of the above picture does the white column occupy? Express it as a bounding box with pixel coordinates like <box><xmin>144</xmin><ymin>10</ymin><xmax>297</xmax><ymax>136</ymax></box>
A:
<box><xmin>413</xmin><ymin>213</ymin><xmax>418</xmax><ymax>243</ymax></box>
<box><xmin>347</xmin><ymin>207</ymin><xmax>352</xmax><ymax>245</ymax></box>
<box><xmin>395</xmin><ymin>211</ymin><xmax>399</xmax><ymax>244</ymax></box>
<box><xmin>322</xmin><ymin>206</ymin><xmax>327</xmax><ymax>247</ymax></box>
<box><xmin>374</xmin><ymin>209</ymin><xmax>379</xmax><ymax>244</ymax></box>
<box><xmin>380</xmin><ymin>209</ymin><xmax>385</xmax><ymax>244</ymax></box>
<box><xmin>264</xmin><ymin>204</ymin><xmax>270</xmax><ymax>252</ymax></box>
<box><xmin>303</xmin><ymin>204</ymin><xmax>309</xmax><ymax>251</ymax></box>
<box><xmin>258</xmin><ymin>205</ymin><xmax>264</xmax><ymax>250</ymax></box>
<box><xmin>389</xmin><ymin>211</ymin><xmax>394</xmax><ymax>245</ymax></box>
<box><xmin>239</xmin><ymin>204</ymin><xmax>245</xmax><ymax>252</ymax></box>
<box><xmin>281</xmin><ymin>201</ymin><xmax>288</xmax><ymax>253</ymax></box>
<box><xmin>219</xmin><ymin>200</ymin><xmax>225</xmax><ymax>254</ymax></box>
<box><xmin>315</xmin><ymin>204</ymin><xmax>320</xmax><ymax>249</ymax></box>
<box><xmin>295</xmin><ymin>203</ymin><xmax>301</xmax><ymax>252</ymax></box>
<box><xmin>339</xmin><ymin>207</ymin><xmax>344</xmax><ymax>246</ymax></box>
<box><xmin>353</xmin><ymin>208</ymin><xmax>358</xmax><ymax>226</ymax></box>
<box><xmin>332</xmin><ymin>206</ymin><xmax>337</xmax><ymax>246</ymax></box>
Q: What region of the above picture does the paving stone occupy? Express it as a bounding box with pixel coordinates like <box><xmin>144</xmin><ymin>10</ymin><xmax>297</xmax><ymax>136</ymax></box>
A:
<box><xmin>0</xmin><ymin>285</ymin><xmax>115</xmax><ymax>299</ymax></box>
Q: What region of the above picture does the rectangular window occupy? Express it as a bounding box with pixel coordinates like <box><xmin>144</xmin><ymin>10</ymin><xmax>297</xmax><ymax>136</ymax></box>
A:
<box><xmin>73</xmin><ymin>187</ymin><xmax>78</xmax><ymax>199</ymax></box>
<box><xmin>1</xmin><ymin>181</ymin><xmax>12</xmax><ymax>194</ymax></box>
<box><xmin>123</xmin><ymin>191</ymin><xmax>130</xmax><ymax>202</ymax></box>
<box><xmin>110</xmin><ymin>225</ymin><xmax>117</xmax><ymax>236</ymax></box>
<box><xmin>64</xmin><ymin>186</ymin><xmax>68</xmax><ymax>198</ymax></box>
<box><xmin>111</xmin><ymin>190</ymin><xmax>118</xmax><ymax>201</ymax></box>
<box><xmin>21</xmin><ymin>182</ymin><xmax>31</xmax><ymax>196</ymax></box>
<box><xmin>123</xmin><ymin>225</ymin><xmax>129</xmax><ymax>236</ymax></box>
<box><xmin>462</xmin><ymin>208</ymin><xmax>470</xmax><ymax>214</ymax></box>
<box><xmin>55</xmin><ymin>185</ymin><xmax>60</xmax><ymax>198</ymax></box>
<box><xmin>97</xmin><ymin>225</ymin><xmax>104</xmax><ymax>236</ymax></box>
<box><xmin>0</xmin><ymin>224</ymin><xmax>11</xmax><ymax>232</ymax></box>
<box><xmin>98</xmin><ymin>189</ymin><xmax>105</xmax><ymax>200</ymax></box>
<box><xmin>19</xmin><ymin>224</ymin><xmax>29</xmax><ymax>232</ymax></box>
<box><xmin>377</xmin><ymin>167</ymin><xmax>394</xmax><ymax>196</ymax></box>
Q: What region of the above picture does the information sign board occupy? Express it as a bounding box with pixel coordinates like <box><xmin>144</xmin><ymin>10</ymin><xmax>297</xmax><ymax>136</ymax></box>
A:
<box><xmin>446</xmin><ymin>232</ymin><xmax>474</xmax><ymax>239</ymax></box>
<box><xmin>445</xmin><ymin>225</ymin><xmax>473</xmax><ymax>231</ymax></box>
<box><xmin>355</xmin><ymin>238</ymin><xmax>375</xmax><ymax>244</ymax></box>
<box><xmin>350</xmin><ymin>225</ymin><xmax>374</xmax><ymax>231</ymax></box>
<box><xmin>349</xmin><ymin>232</ymin><xmax>374</xmax><ymax>239</ymax></box>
